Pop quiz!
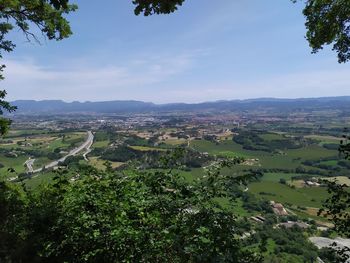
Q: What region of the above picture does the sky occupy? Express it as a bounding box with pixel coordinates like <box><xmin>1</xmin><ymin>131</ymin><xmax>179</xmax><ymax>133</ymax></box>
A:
<box><xmin>2</xmin><ymin>0</ymin><xmax>350</xmax><ymax>103</ymax></box>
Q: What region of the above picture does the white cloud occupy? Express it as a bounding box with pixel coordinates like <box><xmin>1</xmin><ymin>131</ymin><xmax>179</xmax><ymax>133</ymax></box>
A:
<box><xmin>2</xmin><ymin>52</ymin><xmax>196</xmax><ymax>101</ymax></box>
<box><xmin>2</xmin><ymin>55</ymin><xmax>350</xmax><ymax>103</ymax></box>
<box><xmin>149</xmin><ymin>68</ymin><xmax>350</xmax><ymax>103</ymax></box>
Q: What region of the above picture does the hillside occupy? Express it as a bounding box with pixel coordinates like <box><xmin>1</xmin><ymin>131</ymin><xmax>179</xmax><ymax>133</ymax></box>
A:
<box><xmin>10</xmin><ymin>96</ymin><xmax>350</xmax><ymax>115</ymax></box>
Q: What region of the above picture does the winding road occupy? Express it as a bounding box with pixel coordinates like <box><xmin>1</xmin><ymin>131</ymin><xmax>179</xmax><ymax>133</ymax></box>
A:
<box><xmin>24</xmin><ymin>131</ymin><xmax>94</xmax><ymax>174</ymax></box>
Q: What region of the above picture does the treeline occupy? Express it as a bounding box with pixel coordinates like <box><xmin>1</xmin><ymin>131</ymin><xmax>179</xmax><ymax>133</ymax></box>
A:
<box><xmin>232</xmin><ymin>130</ymin><xmax>304</xmax><ymax>152</ymax></box>
<box><xmin>92</xmin><ymin>145</ymin><xmax>213</xmax><ymax>169</ymax></box>
<box><xmin>302</xmin><ymin>157</ymin><xmax>350</xmax><ymax>173</ymax></box>
<box><xmin>0</xmin><ymin>147</ymin><xmax>64</xmax><ymax>160</ymax></box>
<box><xmin>255</xmin><ymin>167</ymin><xmax>331</xmax><ymax>177</ymax></box>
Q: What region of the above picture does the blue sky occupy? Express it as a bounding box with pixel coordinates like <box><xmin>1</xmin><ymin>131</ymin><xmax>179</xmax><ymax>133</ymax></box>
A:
<box><xmin>3</xmin><ymin>0</ymin><xmax>350</xmax><ymax>103</ymax></box>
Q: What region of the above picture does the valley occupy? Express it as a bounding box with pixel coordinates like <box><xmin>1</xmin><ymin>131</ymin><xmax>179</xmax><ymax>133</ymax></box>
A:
<box><xmin>1</xmin><ymin>100</ymin><xmax>350</xmax><ymax>262</ymax></box>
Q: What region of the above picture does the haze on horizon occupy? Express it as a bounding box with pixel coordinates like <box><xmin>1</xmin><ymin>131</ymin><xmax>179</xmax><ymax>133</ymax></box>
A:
<box><xmin>3</xmin><ymin>0</ymin><xmax>350</xmax><ymax>103</ymax></box>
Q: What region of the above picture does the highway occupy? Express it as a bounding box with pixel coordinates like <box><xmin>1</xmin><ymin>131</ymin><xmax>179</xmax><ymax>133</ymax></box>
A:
<box><xmin>24</xmin><ymin>131</ymin><xmax>94</xmax><ymax>174</ymax></box>
<box><xmin>24</xmin><ymin>158</ymin><xmax>35</xmax><ymax>173</ymax></box>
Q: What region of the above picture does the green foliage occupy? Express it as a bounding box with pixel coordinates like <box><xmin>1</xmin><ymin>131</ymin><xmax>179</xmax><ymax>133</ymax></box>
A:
<box><xmin>0</xmin><ymin>90</ymin><xmax>16</xmax><ymax>136</ymax></box>
<box><xmin>0</xmin><ymin>181</ymin><xmax>29</xmax><ymax>262</ymax></box>
<box><xmin>0</xmin><ymin>158</ymin><xmax>262</xmax><ymax>262</ymax></box>
<box><xmin>319</xmin><ymin>180</ymin><xmax>350</xmax><ymax>236</ymax></box>
<box><xmin>253</xmin><ymin>226</ymin><xmax>319</xmax><ymax>262</ymax></box>
<box><xmin>319</xmin><ymin>246</ymin><xmax>350</xmax><ymax>263</ymax></box>
<box><xmin>279</xmin><ymin>178</ymin><xmax>286</xmax><ymax>184</ymax></box>
<box><xmin>132</xmin><ymin>0</ymin><xmax>185</xmax><ymax>16</ymax></box>
<box><xmin>0</xmin><ymin>0</ymin><xmax>77</xmax><ymax>136</ymax></box>
<box><xmin>315</xmin><ymin>128</ymin><xmax>350</xmax><ymax>261</ymax></box>
<box><xmin>320</xmin><ymin>129</ymin><xmax>350</xmax><ymax>237</ymax></box>
<box><xmin>232</xmin><ymin>130</ymin><xmax>303</xmax><ymax>152</ymax></box>
<box><xmin>101</xmin><ymin>145</ymin><xmax>143</xmax><ymax>162</ymax></box>
<box><xmin>301</xmin><ymin>0</ymin><xmax>350</xmax><ymax>63</ymax></box>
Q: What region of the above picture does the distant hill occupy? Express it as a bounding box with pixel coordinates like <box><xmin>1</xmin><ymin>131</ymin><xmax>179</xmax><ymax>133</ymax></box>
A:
<box><xmin>11</xmin><ymin>100</ymin><xmax>155</xmax><ymax>114</ymax></box>
<box><xmin>9</xmin><ymin>96</ymin><xmax>350</xmax><ymax>115</ymax></box>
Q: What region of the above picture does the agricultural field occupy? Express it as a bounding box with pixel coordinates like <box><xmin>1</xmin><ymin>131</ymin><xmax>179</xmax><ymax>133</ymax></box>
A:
<box><xmin>2</xmin><ymin>116</ymin><xmax>349</xmax><ymax>227</ymax></box>
<box><xmin>0</xmin><ymin>129</ymin><xmax>87</xmax><ymax>179</ymax></box>
<box><xmin>85</xmin><ymin>157</ymin><xmax>124</xmax><ymax>171</ymax></box>
<box><xmin>248</xmin><ymin>181</ymin><xmax>328</xmax><ymax>208</ymax></box>
<box><xmin>185</xmin><ymin>130</ymin><xmax>346</xmax><ymax>221</ymax></box>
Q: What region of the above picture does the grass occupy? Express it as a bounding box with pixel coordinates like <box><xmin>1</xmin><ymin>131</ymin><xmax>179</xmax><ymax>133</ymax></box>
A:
<box><xmin>248</xmin><ymin>181</ymin><xmax>328</xmax><ymax>208</ymax></box>
<box><xmin>212</xmin><ymin>197</ymin><xmax>250</xmax><ymax>217</ymax></box>
<box><xmin>319</xmin><ymin>160</ymin><xmax>338</xmax><ymax>166</ymax></box>
<box><xmin>320</xmin><ymin>176</ymin><xmax>350</xmax><ymax>186</ymax></box>
<box><xmin>230</xmin><ymin>198</ymin><xmax>250</xmax><ymax>217</ymax></box>
<box><xmin>259</xmin><ymin>154</ymin><xmax>301</xmax><ymax>169</ymax></box>
<box><xmin>33</xmin><ymin>157</ymin><xmax>50</xmax><ymax>170</ymax></box>
<box><xmin>164</xmin><ymin>138</ymin><xmax>187</xmax><ymax>145</ymax></box>
<box><xmin>260</xmin><ymin>173</ymin><xmax>307</xmax><ymax>183</ymax></box>
<box><xmin>47</xmin><ymin>137</ymin><xmax>66</xmax><ymax>149</ymax></box>
<box><xmin>5</xmin><ymin>129</ymin><xmax>48</xmax><ymax>137</ymax></box>
<box><xmin>190</xmin><ymin>140</ymin><xmax>252</xmax><ymax>157</ymax></box>
<box><xmin>0</xmin><ymin>155</ymin><xmax>27</xmax><ymax>178</ymax></box>
<box><xmin>286</xmin><ymin>145</ymin><xmax>337</xmax><ymax>160</ymax></box>
<box><xmin>178</xmin><ymin>168</ymin><xmax>205</xmax><ymax>182</ymax></box>
<box><xmin>305</xmin><ymin>134</ymin><xmax>341</xmax><ymax>144</ymax></box>
<box><xmin>88</xmin><ymin>157</ymin><xmax>124</xmax><ymax>170</ymax></box>
<box><xmin>24</xmin><ymin>171</ymin><xmax>57</xmax><ymax>189</ymax></box>
<box><xmin>259</xmin><ymin>133</ymin><xmax>284</xmax><ymax>141</ymax></box>
<box><xmin>215</xmin><ymin>150</ymin><xmax>247</xmax><ymax>158</ymax></box>
<box><xmin>129</xmin><ymin>145</ymin><xmax>167</xmax><ymax>152</ymax></box>
<box><xmin>0</xmin><ymin>131</ymin><xmax>89</xmax><ymax>177</ymax></box>
<box><xmin>1</xmin><ymin>128</ymin><xmax>342</xmax><ymax>222</ymax></box>
<box><xmin>93</xmin><ymin>140</ymin><xmax>110</xmax><ymax>148</ymax></box>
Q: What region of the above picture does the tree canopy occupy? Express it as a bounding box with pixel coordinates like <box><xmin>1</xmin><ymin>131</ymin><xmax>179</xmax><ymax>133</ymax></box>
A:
<box><xmin>132</xmin><ymin>0</ymin><xmax>185</xmax><ymax>16</ymax></box>
<box><xmin>0</xmin><ymin>159</ymin><xmax>262</xmax><ymax>262</ymax></box>
<box><xmin>302</xmin><ymin>0</ymin><xmax>350</xmax><ymax>63</ymax></box>
<box><xmin>0</xmin><ymin>0</ymin><xmax>77</xmax><ymax>135</ymax></box>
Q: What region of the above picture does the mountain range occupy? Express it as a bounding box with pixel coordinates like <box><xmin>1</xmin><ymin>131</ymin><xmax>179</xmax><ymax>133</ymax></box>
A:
<box><xmin>8</xmin><ymin>96</ymin><xmax>350</xmax><ymax>115</ymax></box>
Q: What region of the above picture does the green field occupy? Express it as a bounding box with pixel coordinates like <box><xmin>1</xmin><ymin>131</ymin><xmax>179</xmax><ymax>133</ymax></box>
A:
<box><xmin>260</xmin><ymin>173</ymin><xmax>307</xmax><ymax>182</ymax></box>
<box><xmin>93</xmin><ymin>140</ymin><xmax>110</xmax><ymax>148</ymax></box>
<box><xmin>129</xmin><ymin>145</ymin><xmax>167</xmax><ymax>152</ymax></box>
<box><xmin>0</xmin><ymin>130</ymin><xmax>87</xmax><ymax>178</ymax></box>
<box><xmin>190</xmin><ymin>140</ymin><xmax>251</xmax><ymax>157</ymax></box>
<box><xmin>259</xmin><ymin>133</ymin><xmax>284</xmax><ymax>141</ymax></box>
<box><xmin>286</xmin><ymin>145</ymin><xmax>337</xmax><ymax>159</ymax></box>
<box><xmin>248</xmin><ymin>181</ymin><xmax>328</xmax><ymax>208</ymax></box>
<box><xmin>1</xmin><ymin>127</ymin><xmax>347</xmax><ymax>224</ymax></box>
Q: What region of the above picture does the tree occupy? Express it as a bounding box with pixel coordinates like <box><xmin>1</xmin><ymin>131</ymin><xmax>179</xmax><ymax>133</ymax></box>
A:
<box><xmin>0</xmin><ymin>0</ymin><xmax>77</xmax><ymax>136</ymax></box>
<box><xmin>279</xmin><ymin>178</ymin><xmax>286</xmax><ymax>185</ymax></box>
<box><xmin>132</xmin><ymin>0</ymin><xmax>185</xmax><ymax>16</ymax></box>
<box><xmin>318</xmin><ymin>130</ymin><xmax>350</xmax><ymax>262</ymax></box>
<box><xmin>0</xmin><ymin>159</ymin><xmax>262</xmax><ymax>262</ymax></box>
<box><xmin>0</xmin><ymin>90</ymin><xmax>15</xmax><ymax>135</ymax></box>
<box><xmin>301</xmin><ymin>0</ymin><xmax>350</xmax><ymax>63</ymax></box>
<box><xmin>320</xmin><ymin>131</ymin><xmax>350</xmax><ymax>236</ymax></box>
<box><xmin>0</xmin><ymin>181</ymin><xmax>29</xmax><ymax>262</ymax></box>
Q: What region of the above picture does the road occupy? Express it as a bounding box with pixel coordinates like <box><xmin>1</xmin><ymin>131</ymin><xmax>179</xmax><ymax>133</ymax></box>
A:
<box><xmin>24</xmin><ymin>158</ymin><xmax>35</xmax><ymax>173</ymax></box>
<box><xmin>25</xmin><ymin>131</ymin><xmax>94</xmax><ymax>174</ymax></box>
<box><xmin>309</xmin><ymin>237</ymin><xmax>350</xmax><ymax>262</ymax></box>
<box><xmin>309</xmin><ymin>236</ymin><xmax>350</xmax><ymax>249</ymax></box>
